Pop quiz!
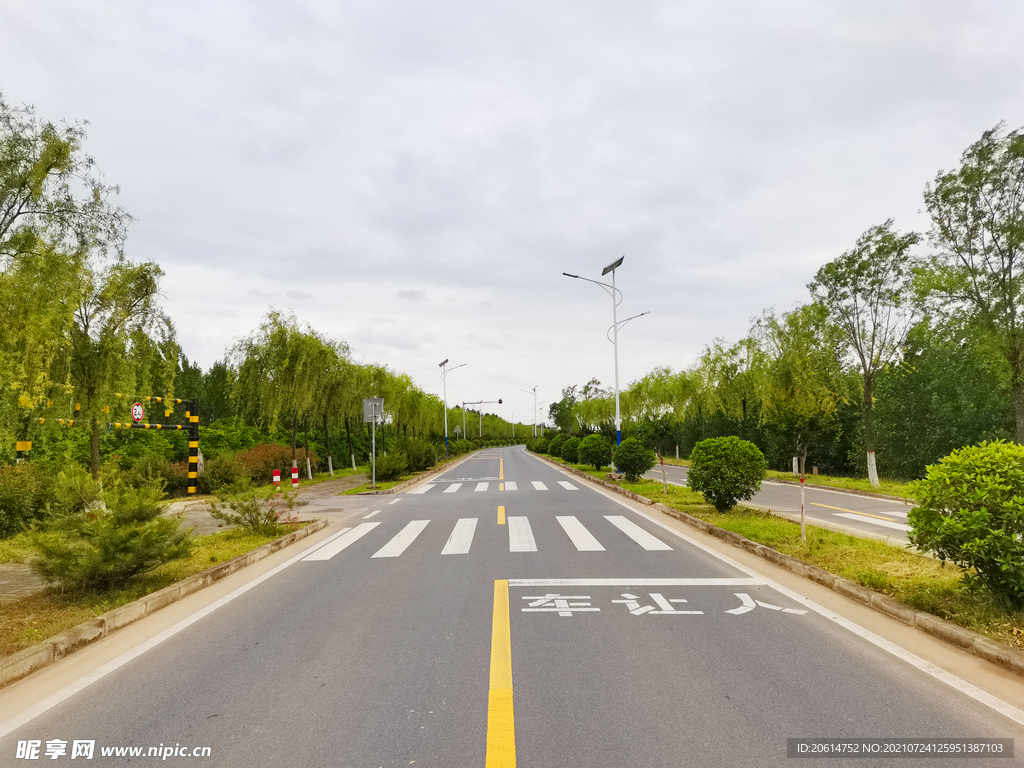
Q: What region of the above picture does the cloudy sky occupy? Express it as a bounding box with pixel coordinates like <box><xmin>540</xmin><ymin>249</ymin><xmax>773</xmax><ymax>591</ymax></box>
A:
<box><xmin>3</xmin><ymin>1</ymin><xmax>1023</xmax><ymax>426</ymax></box>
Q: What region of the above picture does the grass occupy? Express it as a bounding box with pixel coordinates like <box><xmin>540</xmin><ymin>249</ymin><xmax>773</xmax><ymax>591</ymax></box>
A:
<box><xmin>764</xmin><ymin>470</ymin><xmax>913</xmax><ymax>499</ymax></box>
<box><xmin>0</xmin><ymin>531</ymin><xmax>36</xmax><ymax>564</ymax></box>
<box><xmin>0</xmin><ymin>526</ymin><xmax>299</xmax><ymax>658</ymax></box>
<box><xmin>538</xmin><ymin>453</ymin><xmax>1024</xmax><ymax>649</ymax></box>
<box><xmin>342</xmin><ymin>474</ymin><xmax>417</xmax><ymax>494</ymax></box>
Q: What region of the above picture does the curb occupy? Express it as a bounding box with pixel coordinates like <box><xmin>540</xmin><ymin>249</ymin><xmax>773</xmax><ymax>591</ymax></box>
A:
<box><xmin>0</xmin><ymin>519</ymin><xmax>328</xmax><ymax>690</ymax></box>
<box><xmin>355</xmin><ymin>449</ymin><xmax>491</xmax><ymax>495</ymax></box>
<box><xmin>529</xmin><ymin>452</ymin><xmax>1024</xmax><ymax>678</ymax></box>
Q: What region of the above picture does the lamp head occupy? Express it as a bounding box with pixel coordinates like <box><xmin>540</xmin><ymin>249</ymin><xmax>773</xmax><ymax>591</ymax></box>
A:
<box><xmin>439</xmin><ymin>358</ymin><xmax>449</xmax><ymax>368</ymax></box>
<box><xmin>602</xmin><ymin>256</ymin><xmax>624</xmax><ymax>276</ymax></box>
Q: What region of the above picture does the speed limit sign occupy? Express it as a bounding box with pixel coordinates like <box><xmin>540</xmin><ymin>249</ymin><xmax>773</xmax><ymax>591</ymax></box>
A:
<box><xmin>131</xmin><ymin>402</ymin><xmax>145</xmax><ymax>423</ymax></box>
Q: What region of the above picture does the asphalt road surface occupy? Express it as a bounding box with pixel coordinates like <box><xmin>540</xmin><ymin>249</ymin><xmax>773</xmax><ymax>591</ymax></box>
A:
<box><xmin>645</xmin><ymin>463</ymin><xmax>913</xmax><ymax>545</ymax></box>
<box><xmin>2</xmin><ymin>447</ymin><xmax>1022</xmax><ymax>767</ymax></box>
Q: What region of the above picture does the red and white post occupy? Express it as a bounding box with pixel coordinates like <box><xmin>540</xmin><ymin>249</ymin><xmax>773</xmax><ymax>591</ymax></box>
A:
<box><xmin>273</xmin><ymin>469</ymin><xmax>281</xmax><ymax>489</ymax></box>
<box><xmin>291</xmin><ymin>464</ymin><xmax>299</xmax><ymax>489</ymax></box>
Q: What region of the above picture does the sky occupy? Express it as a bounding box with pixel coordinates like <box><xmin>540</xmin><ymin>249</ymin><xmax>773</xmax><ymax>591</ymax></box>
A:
<box><xmin>3</xmin><ymin>1</ymin><xmax>1023</xmax><ymax>428</ymax></box>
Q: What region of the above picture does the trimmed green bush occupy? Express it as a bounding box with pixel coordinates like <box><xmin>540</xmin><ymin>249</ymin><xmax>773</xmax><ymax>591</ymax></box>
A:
<box><xmin>578</xmin><ymin>435</ymin><xmax>612</xmax><ymax>471</ymax></box>
<box><xmin>560</xmin><ymin>437</ymin><xmax>581</xmax><ymax>463</ymax></box>
<box><xmin>614</xmin><ymin>437</ymin><xmax>656</xmax><ymax>482</ymax></box>
<box><xmin>548</xmin><ymin>434</ymin><xmax>566</xmax><ymax>457</ymax></box>
<box><xmin>909</xmin><ymin>440</ymin><xmax>1024</xmax><ymax>607</ymax></box>
<box><xmin>687</xmin><ymin>436</ymin><xmax>767</xmax><ymax>512</ymax></box>
<box><xmin>533</xmin><ymin>438</ymin><xmax>550</xmax><ymax>455</ymax></box>
<box><xmin>375</xmin><ymin>451</ymin><xmax>409</xmax><ymax>481</ymax></box>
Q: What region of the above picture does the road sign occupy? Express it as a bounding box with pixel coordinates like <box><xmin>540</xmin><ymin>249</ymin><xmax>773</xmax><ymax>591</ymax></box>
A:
<box><xmin>362</xmin><ymin>398</ymin><xmax>384</xmax><ymax>423</ymax></box>
<box><xmin>131</xmin><ymin>402</ymin><xmax>145</xmax><ymax>423</ymax></box>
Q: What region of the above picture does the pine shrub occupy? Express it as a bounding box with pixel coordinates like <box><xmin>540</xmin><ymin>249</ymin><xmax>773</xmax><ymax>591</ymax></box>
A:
<box><xmin>375</xmin><ymin>451</ymin><xmax>409</xmax><ymax>481</ymax></box>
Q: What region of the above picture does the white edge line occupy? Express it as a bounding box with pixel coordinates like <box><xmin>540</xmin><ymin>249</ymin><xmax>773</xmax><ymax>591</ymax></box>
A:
<box><xmin>539</xmin><ymin>453</ymin><xmax>1024</xmax><ymax>727</ymax></box>
<box><xmin>0</xmin><ymin>524</ymin><xmax>353</xmax><ymax>738</ymax></box>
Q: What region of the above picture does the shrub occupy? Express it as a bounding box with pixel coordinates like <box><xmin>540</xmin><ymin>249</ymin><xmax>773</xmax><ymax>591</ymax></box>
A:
<box><xmin>560</xmin><ymin>437</ymin><xmax>581</xmax><ymax>463</ymax></box>
<box><xmin>533</xmin><ymin>438</ymin><xmax>549</xmax><ymax>455</ymax></box>
<box><xmin>235</xmin><ymin>444</ymin><xmax>319</xmax><ymax>485</ymax></box>
<box><xmin>208</xmin><ymin>482</ymin><xmax>297</xmax><ymax>535</ymax></box>
<box><xmin>125</xmin><ymin>454</ymin><xmax>190</xmax><ymax>497</ymax></box>
<box><xmin>687</xmin><ymin>436</ymin><xmax>767</xmax><ymax>512</ymax></box>
<box><xmin>198</xmin><ymin>454</ymin><xmax>248</xmax><ymax>495</ymax></box>
<box><xmin>548</xmin><ymin>434</ymin><xmax>566</xmax><ymax>457</ymax></box>
<box><xmin>401</xmin><ymin>437</ymin><xmax>437</xmax><ymax>472</ymax></box>
<box><xmin>452</xmin><ymin>439</ymin><xmax>473</xmax><ymax>456</ymax></box>
<box><xmin>909</xmin><ymin>440</ymin><xmax>1024</xmax><ymax>607</ymax></box>
<box><xmin>374</xmin><ymin>451</ymin><xmax>409</xmax><ymax>481</ymax></box>
<box><xmin>0</xmin><ymin>462</ymin><xmax>59</xmax><ymax>538</ymax></box>
<box><xmin>578</xmin><ymin>435</ymin><xmax>612</xmax><ymax>470</ymax></box>
<box><xmin>29</xmin><ymin>480</ymin><xmax>192</xmax><ymax>590</ymax></box>
<box><xmin>614</xmin><ymin>437</ymin><xmax>656</xmax><ymax>482</ymax></box>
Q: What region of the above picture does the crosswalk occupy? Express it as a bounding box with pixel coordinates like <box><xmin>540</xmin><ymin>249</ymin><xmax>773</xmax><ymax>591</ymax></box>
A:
<box><xmin>301</xmin><ymin>515</ymin><xmax>674</xmax><ymax>562</ymax></box>
<box><xmin>406</xmin><ymin>479</ymin><xmax>578</xmax><ymax>495</ymax></box>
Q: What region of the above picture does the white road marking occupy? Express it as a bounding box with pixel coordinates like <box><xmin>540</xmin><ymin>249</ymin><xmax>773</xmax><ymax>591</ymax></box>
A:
<box><xmin>604</xmin><ymin>516</ymin><xmax>672</xmax><ymax>550</ymax></box>
<box><xmin>556</xmin><ymin>516</ymin><xmax>605</xmax><ymax>551</ymax></box>
<box><xmin>409</xmin><ymin>484</ymin><xmax>435</xmax><ymax>495</ymax></box>
<box><xmin>303</xmin><ymin>523</ymin><xmax>380</xmax><ymax>560</ymax></box>
<box><xmin>441</xmin><ymin>518</ymin><xmax>478</xmax><ymax>555</ymax></box>
<box><xmin>363</xmin><ymin>510</ymin><xmax>381</xmax><ymax>519</ymax></box>
<box><xmin>504</xmin><ymin>481</ymin><xmax>518</xmax><ymax>491</ymax></box>
<box><xmin>475</xmin><ymin>482</ymin><xmax>489</xmax><ymax>492</ymax></box>
<box><xmin>573</xmin><ymin>473</ymin><xmax>1024</xmax><ymax>727</ymax></box>
<box><xmin>508</xmin><ymin>516</ymin><xmax>538</xmax><ymax>552</ymax></box>
<box><xmin>388</xmin><ymin>498</ymin><xmax>402</xmax><ymax>504</ymax></box>
<box><xmin>509</xmin><ymin>578</ymin><xmax>767</xmax><ymax>587</ymax></box>
<box><xmin>372</xmin><ymin>520</ymin><xmax>430</xmax><ymax>558</ymax></box>
<box><xmin>444</xmin><ymin>483</ymin><xmax>463</xmax><ymax>493</ymax></box>
<box><xmin>557</xmin><ymin>481</ymin><xmax>578</xmax><ymax>491</ymax></box>
<box><xmin>531</xmin><ymin>481</ymin><xmax>548</xmax><ymax>491</ymax></box>
<box><xmin>834</xmin><ymin>512</ymin><xmax>909</xmax><ymax>532</ymax></box>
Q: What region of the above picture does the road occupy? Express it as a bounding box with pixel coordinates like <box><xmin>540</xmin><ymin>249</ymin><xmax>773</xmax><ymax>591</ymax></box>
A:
<box><xmin>2</xmin><ymin>446</ymin><xmax>1022</xmax><ymax>766</ymax></box>
<box><xmin>645</xmin><ymin>463</ymin><xmax>913</xmax><ymax>544</ymax></box>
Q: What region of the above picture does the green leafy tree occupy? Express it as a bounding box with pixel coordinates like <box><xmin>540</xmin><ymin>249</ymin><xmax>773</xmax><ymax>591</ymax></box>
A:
<box><xmin>613</xmin><ymin>437</ymin><xmax>655</xmax><ymax>481</ymax></box>
<box><xmin>687</xmin><ymin>436</ymin><xmax>767</xmax><ymax>512</ymax></box>
<box><xmin>909</xmin><ymin>441</ymin><xmax>1024</xmax><ymax>607</ymax></box>
<box><xmin>560</xmin><ymin>436</ymin><xmax>581</xmax><ymax>463</ymax></box>
<box><xmin>921</xmin><ymin>123</ymin><xmax>1024</xmax><ymax>444</ymax></box>
<box><xmin>578</xmin><ymin>434</ymin><xmax>612</xmax><ymax>470</ymax></box>
<box><xmin>810</xmin><ymin>220</ymin><xmax>920</xmax><ymax>485</ymax></box>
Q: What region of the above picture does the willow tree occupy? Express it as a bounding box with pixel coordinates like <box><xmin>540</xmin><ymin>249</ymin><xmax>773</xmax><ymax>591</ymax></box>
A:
<box><xmin>809</xmin><ymin>221</ymin><xmax>920</xmax><ymax>485</ymax></box>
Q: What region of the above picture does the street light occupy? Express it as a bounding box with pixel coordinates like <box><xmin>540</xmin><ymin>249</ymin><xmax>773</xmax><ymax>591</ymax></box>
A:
<box><xmin>464</xmin><ymin>399</ymin><xmax>503</xmax><ymax>438</ymax></box>
<box><xmin>563</xmin><ymin>257</ymin><xmax>649</xmax><ymax>449</ymax></box>
<box><xmin>440</xmin><ymin>359</ymin><xmax>467</xmax><ymax>457</ymax></box>
<box><xmin>520</xmin><ymin>386</ymin><xmax>539</xmax><ymax>437</ymax></box>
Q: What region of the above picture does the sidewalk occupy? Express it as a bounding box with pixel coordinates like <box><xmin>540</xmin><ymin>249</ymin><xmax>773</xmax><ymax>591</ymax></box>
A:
<box><xmin>0</xmin><ymin>472</ymin><xmax>369</xmax><ymax>603</ymax></box>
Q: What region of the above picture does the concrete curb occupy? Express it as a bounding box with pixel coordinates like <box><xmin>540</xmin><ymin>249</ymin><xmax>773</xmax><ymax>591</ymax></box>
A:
<box><xmin>0</xmin><ymin>519</ymin><xmax>328</xmax><ymax>690</ymax></box>
<box><xmin>530</xmin><ymin>451</ymin><xmax>1024</xmax><ymax>678</ymax></box>
<box><xmin>355</xmin><ymin>449</ymin><xmax>491</xmax><ymax>495</ymax></box>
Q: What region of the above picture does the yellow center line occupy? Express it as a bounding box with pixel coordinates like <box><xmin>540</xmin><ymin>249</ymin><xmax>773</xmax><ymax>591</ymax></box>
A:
<box><xmin>499</xmin><ymin>457</ymin><xmax>504</xmax><ymax>480</ymax></box>
<box><xmin>487</xmin><ymin>580</ymin><xmax>516</xmax><ymax>767</ymax></box>
<box><xmin>499</xmin><ymin>483</ymin><xmax>505</xmax><ymax>491</ymax></box>
<box><xmin>498</xmin><ymin>506</ymin><xmax>506</xmax><ymax>525</ymax></box>
<box><xmin>811</xmin><ymin>502</ymin><xmax>896</xmax><ymax>522</ymax></box>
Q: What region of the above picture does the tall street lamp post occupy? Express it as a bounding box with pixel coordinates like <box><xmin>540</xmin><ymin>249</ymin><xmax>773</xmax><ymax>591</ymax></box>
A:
<box><xmin>439</xmin><ymin>359</ymin><xmax>467</xmax><ymax>457</ymax></box>
<box><xmin>563</xmin><ymin>257</ymin><xmax>649</xmax><ymax>450</ymax></box>
<box><xmin>520</xmin><ymin>386</ymin><xmax>539</xmax><ymax>437</ymax></box>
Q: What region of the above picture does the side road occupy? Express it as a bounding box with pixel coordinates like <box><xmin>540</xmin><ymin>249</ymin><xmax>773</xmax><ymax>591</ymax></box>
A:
<box><xmin>537</xmin><ymin>452</ymin><xmax>1024</xmax><ymax>679</ymax></box>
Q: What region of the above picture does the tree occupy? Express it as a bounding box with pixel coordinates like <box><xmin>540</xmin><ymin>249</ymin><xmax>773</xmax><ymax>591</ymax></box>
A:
<box><xmin>0</xmin><ymin>92</ymin><xmax>129</xmax><ymax>265</ymax></box>
<box><xmin>64</xmin><ymin>259</ymin><xmax>173</xmax><ymax>479</ymax></box>
<box><xmin>922</xmin><ymin>123</ymin><xmax>1024</xmax><ymax>443</ymax></box>
<box><xmin>687</xmin><ymin>436</ymin><xmax>767</xmax><ymax>512</ymax></box>
<box><xmin>810</xmin><ymin>220</ymin><xmax>920</xmax><ymax>485</ymax></box>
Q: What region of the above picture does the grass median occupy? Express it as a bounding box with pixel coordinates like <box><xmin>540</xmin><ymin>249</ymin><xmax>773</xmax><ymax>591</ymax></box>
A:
<box><xmin>545</xmin><ymin>455</ymin><xmax>1024</xmax><ymax>650</ymax></box>
<box><xmin>0</xmin><ymin>526</ymin><xmax>306</xmax><ymax>659</ymax></box>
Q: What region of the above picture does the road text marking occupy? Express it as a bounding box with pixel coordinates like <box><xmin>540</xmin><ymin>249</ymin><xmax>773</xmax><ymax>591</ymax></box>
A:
<box><xmin>508</xmin><ymin>578</ymin><xmax>767</xmax><ymax>587</ymax></box>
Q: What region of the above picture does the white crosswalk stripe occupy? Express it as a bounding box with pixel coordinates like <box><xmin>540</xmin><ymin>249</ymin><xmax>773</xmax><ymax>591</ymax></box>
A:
<box><xmin>531</xmin><ymin>481</ymin><xmax>548</xmax><ymax>491</ymax></box>
<box><xmin>303</xmin><ymin>523</ymin><xmax>379</xmax><ymax>561</ymax></box>
<box><xmin>372</xmin><ymin>520</ymin><xmax>430</xmax><ymax>558</ymax></box>
<box><xmin>508</xmin><ymin>516</ymin><xmax>538</xmax><ymax>552</ymax></box>
<box><xmin>556</xmin><ymin>516</ymin><xmax>605</xmax><ymax>551</ymax></box>
<box><xmin>605</xmin><ymin>516</ymin><xmax>672</xmax><ymax>550</ymax></box>
<box><xmin>441</xmin><ymin>518</ymin><xmax>478</xmax><ymax>555</ymax></box>
<box><xmin>557</xmin><ymin>481</ymin><xmax>578</xmax><ymax>491</ymax></box>
<box><xmin>443</xmin><ymin>483</ymin><xmax>463</xmax><ymax>493</ymax></box>
<box><xmin>409</xmin><ymin>484</ymin><xmax>434</xmax><ymax>495</ymax></box>
<box><xmin>504</xmin><ymin>481</ymin><xmax>518</xmax><ymax>491</ymax></box>
<box><xmin>475</xmin><ymin>482</ymin><xmax>489</xmax><ymax>492</ymax></box>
